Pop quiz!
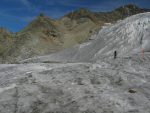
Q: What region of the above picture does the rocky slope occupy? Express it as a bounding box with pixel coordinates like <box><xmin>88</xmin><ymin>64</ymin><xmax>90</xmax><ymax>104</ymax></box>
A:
<box><xmin>0</xmin><ymin>28</ymin><xmax>14</xmax><ymax>63</ymax></box>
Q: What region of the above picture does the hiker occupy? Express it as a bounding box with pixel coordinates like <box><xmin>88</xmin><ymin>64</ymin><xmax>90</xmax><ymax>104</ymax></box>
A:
<box><xmin>114</xmin><ymin>50</ymin><xmax>117</xmax><ymax>59</ymax></box>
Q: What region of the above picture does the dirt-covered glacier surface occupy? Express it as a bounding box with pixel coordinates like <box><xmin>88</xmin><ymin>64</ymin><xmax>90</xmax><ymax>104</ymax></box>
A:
<box><xmin>0</xmin><ymin>54</ymin><xmax>150</xmax><ymax>113</ymax></box>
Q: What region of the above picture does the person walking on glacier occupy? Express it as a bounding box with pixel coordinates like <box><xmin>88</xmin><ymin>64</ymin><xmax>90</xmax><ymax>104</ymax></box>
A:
<box><xmin>114</xmin><ymin>50</ymin><xmax>117</xmax><ymax>59</ymax></box>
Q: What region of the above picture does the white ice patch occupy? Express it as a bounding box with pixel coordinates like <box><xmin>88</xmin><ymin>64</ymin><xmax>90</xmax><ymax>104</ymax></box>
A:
<box><xmin>0</xmin><ymin>84</ymin><xmax>16</xmax><ymax>93</ymax></box>
<box><xmin>79</xmin><ymin>42</ymin><xmax>91</xmax><ymax>49</ymax></box>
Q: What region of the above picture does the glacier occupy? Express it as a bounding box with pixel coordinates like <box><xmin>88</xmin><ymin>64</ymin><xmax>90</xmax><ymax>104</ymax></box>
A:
<box><xmin>0</xmin><ymin>13</ymin><xmax>150</xmax><ymax>113</ymax></box>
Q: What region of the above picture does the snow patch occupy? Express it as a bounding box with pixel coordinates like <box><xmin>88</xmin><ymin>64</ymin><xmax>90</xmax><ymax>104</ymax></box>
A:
<box><xmin>0</xmin><ymin>84</ymin><xmax>16</xmax><ymax>93</ymax></box>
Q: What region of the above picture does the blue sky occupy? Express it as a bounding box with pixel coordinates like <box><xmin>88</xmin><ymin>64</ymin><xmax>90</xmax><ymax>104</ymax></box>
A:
<box><xmin>0</xmin><ymin>0</ymin><xmax>150</xmax><ymax>32</ymax></box>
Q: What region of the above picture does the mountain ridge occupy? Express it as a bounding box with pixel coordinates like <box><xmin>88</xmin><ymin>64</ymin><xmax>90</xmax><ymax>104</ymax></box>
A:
<box><xmin>0</xmin><ymin>4</ymin><xmax>150</xmax><ymax>63</ymax></box>
<box><xmin>22</xmin><ymin>12</ymin><xmax>150</xmax><ymax>63</ymax></box>
<box><xmin>65</xmin><ymin>4</ymin><xmax>150</xmax><ymax>23</ymax></box>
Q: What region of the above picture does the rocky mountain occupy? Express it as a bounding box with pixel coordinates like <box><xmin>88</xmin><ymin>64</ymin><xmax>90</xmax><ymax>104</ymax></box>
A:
<box><xmin>65</xmin><ymin>8</ymin><xmax>100</xmax><ymax>23</ymax></box>
<box><xmin>1</xmin><ymin>15</ymin><xmax>66</xmax><ymax>63</ymax></box>
<box><xmin>22</xmin><ymin>12</ymin><xmax>150</xmax><ymax>63</ymax></box>
<box><xmin>65</xmin><ymin>4</ymin><xmax>150</xmax><ymax>23</ymax></box>
<box><xmin>0</xmin><ymin>4</ymin><xmax>150</xmax><ymax>63</ymax></box>
<box><xmin>0</xmin><ymin>13</ymin><xmax>150</xmax><ymax>113</ymax></box>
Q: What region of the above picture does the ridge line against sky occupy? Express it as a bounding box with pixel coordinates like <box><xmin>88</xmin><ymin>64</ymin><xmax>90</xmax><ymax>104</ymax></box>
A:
<box><xmin>0</xmin><ymin>0</ymin><xmax>150</xmax><ymax>32</ymax></box>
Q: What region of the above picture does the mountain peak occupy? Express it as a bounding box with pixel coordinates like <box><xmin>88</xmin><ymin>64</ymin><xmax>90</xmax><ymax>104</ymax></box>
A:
<box><xmin>123</xmin><ymin>4</ymin><xmax>139</xmax><ymax>9</ymax></box>
<box><xmin>76</xmin><ymin>8</ymin><xmax>91</xmax><ymax>13</ymax></box>
<box><xmin>64</xmin><ymin>8</ymin><xmax>99</xmax><ymax>23</ymax></box>
<box><xmin>114</xmin><ymin>4</ymin><xmax>149</xmax><ymax>18</ymax></box>
<box><xmin>38</xmin><ymin>13</ymin><xmax>46</xmax><ymax>17</ymax></box>
<box><xmin>22</xmin><ymin>15</ymin><xmax>56</xmax><ymax>33</ymax></box>
<box><xmin>116</xmin><ymin>4</ymin><xmax>141</xmax><ymax>11</ymax></box>
<box><xmin>65</xmin><ymin>7</ymin><xmax>93</xmax><ymax>19</ymax></box>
